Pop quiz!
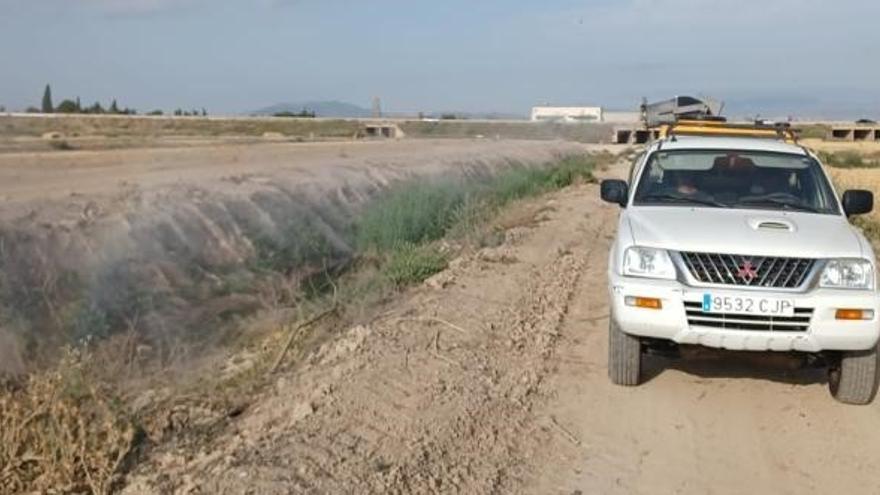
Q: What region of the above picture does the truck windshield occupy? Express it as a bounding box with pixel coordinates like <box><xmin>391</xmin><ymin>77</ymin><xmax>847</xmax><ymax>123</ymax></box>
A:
<box><xmin>633</xmin><ymin>149</ymin><xmax>841</xmax><ymax>214</ymax></box>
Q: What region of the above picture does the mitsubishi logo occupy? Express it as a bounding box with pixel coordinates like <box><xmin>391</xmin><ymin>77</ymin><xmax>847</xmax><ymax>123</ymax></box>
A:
<box><xmin>736</xmin><ymin>260</ymin><xmax>759</xmax><ymax>283</ymax></box>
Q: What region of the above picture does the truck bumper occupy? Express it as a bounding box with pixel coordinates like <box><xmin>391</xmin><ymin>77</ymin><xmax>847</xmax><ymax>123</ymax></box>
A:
<box><xmin>609</xmin><ymin>273</ymin><xmax>880</xmax><ymax>352</ymax></box>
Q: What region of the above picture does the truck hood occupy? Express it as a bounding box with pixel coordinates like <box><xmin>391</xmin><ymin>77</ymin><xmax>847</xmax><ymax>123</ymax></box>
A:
<box><xmin>625</xmin><ymin>206</ymin><xmax>865</xmax><ymax>259</ymax></box>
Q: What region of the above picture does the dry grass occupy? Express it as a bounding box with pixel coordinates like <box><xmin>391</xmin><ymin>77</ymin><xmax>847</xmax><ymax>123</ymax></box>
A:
<box><xmin>0</xmin><ymin>348</ymin><xmax>135</xmax><ymax>494</ymax></box>
<box><xmin>828</xmin><ymin>167</ymin><xmax>880</xmax><ymax>222</ymax></box>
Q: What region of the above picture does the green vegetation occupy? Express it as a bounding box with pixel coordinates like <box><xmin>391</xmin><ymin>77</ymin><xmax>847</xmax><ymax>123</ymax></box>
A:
<box><xmin>359</xmin><ymin>181</ymin><xmax>466</xmax><ymax>251</ymax></box>
<box><xmin>384</xmin><ymin>243</ymin><xmax>449</xmax><ymax>286</ymax></box>
<box><xmin>358</xmin><ymin>155</ymin><xmax>596</xmax><ymax>285</ymax></box>
<box><xmin>41</xmin><ymin>84</ymin><xmax>53</xmax><ymax>113</ymax></box>
<box><xmin>55</xmin><ymin>99</ymin><xmax>79</xmax><ymax>113</ymax></box>
<box><xmin>29</xmin><ymin>83</ymin><xmax>191</xmax><ymax>116</ymax></box>
<box><xmin>173</xmin><ymin>108</ymin><xmax>208</xmax><ymax>117</ymax></box>
<box><xmin>274</xmin><ymin>109</ymin><xmax>316</xmax><ymax>118</ymax></box>
<box><xmin>0</xmin><ymin>153</ymin><xmax>604</xmax><ymax>493</ymax></box>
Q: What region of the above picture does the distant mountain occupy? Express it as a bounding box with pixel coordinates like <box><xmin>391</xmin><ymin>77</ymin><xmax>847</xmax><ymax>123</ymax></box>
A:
<box><xmin>253</xmin><ymin>101</ymin><xmax>372</xmax><ymax>118</ymax></box>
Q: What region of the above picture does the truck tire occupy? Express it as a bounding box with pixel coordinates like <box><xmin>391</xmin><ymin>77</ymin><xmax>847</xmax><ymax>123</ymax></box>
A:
<box><xmin>608</xmin><ymin>316</ymin><xmax>642</xmax><ymax>386</ymax></box>
<box><xmin>829</xmin><ymin>344</ymin><xmax>880</xmax><ymax>405</ymax></box>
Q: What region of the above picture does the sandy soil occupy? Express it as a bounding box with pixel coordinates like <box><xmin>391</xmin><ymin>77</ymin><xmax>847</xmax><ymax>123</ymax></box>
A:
<box><xmin>121</xmin><ymin>161</ymin><xmax>880</xmax><ymax>494</ymax></box>
<box><xmin>0</xmin><ymin>139</ymin><xmax>609</xmax><ymax>211</ymax></box>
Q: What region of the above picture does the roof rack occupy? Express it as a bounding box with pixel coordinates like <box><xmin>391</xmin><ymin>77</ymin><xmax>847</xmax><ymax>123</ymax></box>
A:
<box><xmin>657</xmin><ymin>119</ymin><xmax>799</xmax><ymax>144</ymax></box>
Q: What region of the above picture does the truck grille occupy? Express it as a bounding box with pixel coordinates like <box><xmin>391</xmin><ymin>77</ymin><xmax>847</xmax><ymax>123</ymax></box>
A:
<box><xmin>679</xmin><ymin>252</ymin><xmax>815</xmax><ymax>289</ymax></box>
<box><xmin>684</xmin><ymin>301</ymin><xmax>812</xmax><ymax>332</ymax></box>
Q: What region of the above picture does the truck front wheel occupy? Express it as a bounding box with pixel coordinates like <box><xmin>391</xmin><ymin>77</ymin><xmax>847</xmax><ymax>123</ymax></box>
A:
<box><xmin>608</xmin><ymin>316</ymin><xmax>642</xmax><ymax>386</ymax></box>
<box><xmin>829</xmin><ymin>344</ymin><xmax>880</xmax><ymax>405</ymax></box>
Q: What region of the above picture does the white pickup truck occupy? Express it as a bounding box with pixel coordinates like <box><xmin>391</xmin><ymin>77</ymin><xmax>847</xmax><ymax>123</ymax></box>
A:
<box><xmin>601</xmin><ymin>133</ymin><xmax>880</xmax><ymax>404</ymax></box>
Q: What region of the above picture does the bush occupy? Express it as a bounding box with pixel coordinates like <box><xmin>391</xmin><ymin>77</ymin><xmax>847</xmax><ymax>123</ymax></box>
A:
<box><xmin>490</xmin><ymin>155</ymin><xmax>595</xmax><ymax>205</ymax></box>
<box><xmin>56</xmin><ymin>100</ymin><xmax>79</xmax><ymax>114</ymax></box>
<box><xmin>358</xmin><ymin>181</ymin><xmax>467</xmax><ymax>251</ymax></box>
<box><xmin>0</xmin><ymin>348</ymin><xmax>135</xmax><ymax>494</ymax></box>
<box><xmin>358</xmin><ymin>155</ymin><xmax>596</xmax><ymax>254</ymax></box>
<box><xmin>384</xmin><ymin>243</ymin><xmax>448</xmax><ymax>286</ymax></box>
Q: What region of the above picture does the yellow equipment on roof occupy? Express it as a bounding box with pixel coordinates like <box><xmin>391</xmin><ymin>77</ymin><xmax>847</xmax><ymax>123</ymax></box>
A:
<box><xmin>657</xmin><ymin>119</ymin><xmax>799</xmax><ymax>144</ymax></box>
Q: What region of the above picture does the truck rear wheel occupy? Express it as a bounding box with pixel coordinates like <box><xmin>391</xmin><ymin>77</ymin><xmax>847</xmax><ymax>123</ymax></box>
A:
<box><xmin>829</xmin><ymin>344</ymin><xmax>880</xmax><ymax>405</ymax></box>
<box><xmin>608</xmin><ymin>316</ymin><xmax>642</xmax><ymax>386</ymax></box>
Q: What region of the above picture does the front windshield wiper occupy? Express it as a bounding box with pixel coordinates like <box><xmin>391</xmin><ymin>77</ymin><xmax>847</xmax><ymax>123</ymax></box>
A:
<box><xmin>736</xmin><ymin>197</ymin><xmax>820</xmax><ymax>213</ymax></box>
<box><xmin>638</xmin><ymin>193</ymin><xmax>727</xmax><ymax>208</ymax></box>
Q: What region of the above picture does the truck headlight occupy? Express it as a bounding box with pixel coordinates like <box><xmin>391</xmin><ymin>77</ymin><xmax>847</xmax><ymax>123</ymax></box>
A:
<box><xmin>622</xmin><ymin>247</ymin><xmax>676</xmax><ymax>280</ymax></box>
<box><xmin>820</xmin><ymin>259</ymin><xmax>874</xmax><ymax>290</ymax></box>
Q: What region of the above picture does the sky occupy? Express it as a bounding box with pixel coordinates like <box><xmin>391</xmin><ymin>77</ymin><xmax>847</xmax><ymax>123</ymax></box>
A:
<box><xmin>1</xmin><ymin>0</ymin><xmax>879</xmax><ymax>118</ymax></box>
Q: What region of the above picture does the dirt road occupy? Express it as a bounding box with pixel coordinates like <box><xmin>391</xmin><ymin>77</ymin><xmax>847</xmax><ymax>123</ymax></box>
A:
<box><xmin>0</xmin><ymin>138</ymin><xmax>602</xmax><ymax>206</ymax></box>
<box><xmin>123</xmin><ymin>164</ymin><xmax>880</xmax><ymax>494</ymax></box>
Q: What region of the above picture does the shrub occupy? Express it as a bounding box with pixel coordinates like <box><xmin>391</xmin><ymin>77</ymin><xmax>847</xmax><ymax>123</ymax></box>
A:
<box><xmin>0</xmin><ymin>348</ymin><xmax>135</xmax><ymax>494</ymax></box>
<box><xmin>56</xmin><ymin>100</ymin><xmax>79</xmax><ymax>114</ymax></box>
<box><xmin>358</xmin><ymin>155</ymin><xmax>596</xmax><ymax>253</ymax></box>
<box><xmin>384</xmin><ymin>243</ymin><xmax>448</xmax><ymax>286</ymax></box>
<box><xmin>358</xmin><ymin>180</ymin><xmax>467</xmax><ymax>251</ymax></box>
<box><xmin>490</xmin><ymin>155</ymin><xmax>595</xmax><ymax>205</ymax></box>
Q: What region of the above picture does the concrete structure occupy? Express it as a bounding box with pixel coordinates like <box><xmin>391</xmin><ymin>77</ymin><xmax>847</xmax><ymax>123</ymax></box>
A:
<box><xmin>363</xmin><ymin>122</ymin><xmax>404</xmax><ymax>139</ymax></box>
<box><xmin>613</xmin><ymin>127</ymin><xmax>661</xmax><ymax>145</ymax></box>
<box><xmin>603</xmin><ymin>111</ymin><xmax>641</xmax><ymax>124</ymax></box>
<box><xmin>531</xmin><ymin>106</ymin><xmax>602</xmax><ymax>123</ymax></box>
<box><xmin>829</xmin><ymin>125</ymin><xmax>880</xmax><ymax>142</ymax></box>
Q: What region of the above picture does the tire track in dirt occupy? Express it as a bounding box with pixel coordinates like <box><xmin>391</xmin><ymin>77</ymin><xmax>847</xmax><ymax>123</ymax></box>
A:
<box><xmin>122</xmin><ymin>181</ymin><xmax>617</xmax><ymax>494</ymax></box>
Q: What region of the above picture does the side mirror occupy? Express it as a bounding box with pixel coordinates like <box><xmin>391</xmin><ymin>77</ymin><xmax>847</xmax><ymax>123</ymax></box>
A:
<box><xmin>601</xmin><ymin>179</ymin><xmax>629</xmax><ymax>207</ymax></box>
<box><xmin>842</xmin><ymin>189</ymin><xmax>873</xmax><ymax>216</ymax></box>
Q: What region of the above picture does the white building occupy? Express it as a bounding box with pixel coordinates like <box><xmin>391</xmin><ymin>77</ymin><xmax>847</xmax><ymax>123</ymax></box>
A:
<box><xmin>530</xmin><ymin>106</ymin><xmax>640</xmax><ymax>124</ymax></box>
<box><xmin>530</xmin><ymin>106</ymin><xmax>602</xmax><ymax>123</ymax></box>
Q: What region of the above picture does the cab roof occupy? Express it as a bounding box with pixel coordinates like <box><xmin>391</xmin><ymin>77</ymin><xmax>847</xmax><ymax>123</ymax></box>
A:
<box><xmin>649</xmin><ymin>135</ymin><xmax>808</xmax><ymax>156</ymax></box>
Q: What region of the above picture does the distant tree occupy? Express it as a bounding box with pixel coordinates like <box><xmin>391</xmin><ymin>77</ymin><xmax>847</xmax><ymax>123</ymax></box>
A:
<box><xmin>87</xmin><ymin>102</ymin><xmax>105</xmax><ymax>114</ymax></box>
<box><xmin>273</xmin><ymin>108</ymin><xmax>316</xmax><ymax>118</ymax></box>
<box><xmin>0</xmin><ymin>105</ymin><xmax>5</xmax><ymax>113</ymax></box>
<box><xmin>147</xmin><ymin>110</ymin><xmax>163</xmax><ymax>116</ymax></box>
<box><xmin>109</xmin><ymin>99</ymin><xmax>119</xmax><ymax>114</ymax></box>
<box><xmin>41</xmin><ymin>84</ymin><xmax>54</xmax><ymax>113</ymax></box>
<box><xmin>440</xmin><ymin>113</ymin><xmax>458</xmax><ymax>120</ymax></box>
<box><xmin>174</xmin><ymin>108</ymin><xmax>183</xmax><ymax>116</ymax></box>
<box><xmin>75</xmin><ymin>97</ymin><xmax>82</xmax><ymax>112</ymax></box>
<box><xmin>56</xmin><ymin>99</ymin><xmax>79</xmax><ymax>113</ymax></box>
<box><xmin>26</xmin><ymin>106</ymin><xmax>40</xmax><ymax>113</ymax></box>
<box><xmin>201</xmin><ymin>108</ymin><xmax>207</xmax><ymax>116</ymax></box>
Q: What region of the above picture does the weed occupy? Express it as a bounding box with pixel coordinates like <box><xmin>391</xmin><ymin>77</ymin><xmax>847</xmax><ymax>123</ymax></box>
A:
<box><xmin>0</xmin><ymin>348</ymin><xmax>135</xmax><ymax>494</ymax></box>
<box><xmin>357</xmin><ymin>180</ymin><xmax>466</xmax><ymax>251</ymax></box>
<box><xmin>383</xmin><ymin>243</ymin><xmax>449</xmax><ymax>286</ymax></box>
<box><xmin>358</xmin><ymin>154</ymin><xmax>596</xmax><ymax>254</ymax></box>
<box><xmin>0</xmin><ymin>152</ymin><xmax>601</xmax><ymax>493</ymax></box>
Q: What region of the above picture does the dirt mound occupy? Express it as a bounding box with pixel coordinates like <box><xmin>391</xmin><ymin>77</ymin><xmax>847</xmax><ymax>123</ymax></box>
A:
<box><xmin>0</xmin><ymin>139</ymin><xmax>595</xmax><ymax>367</ymax></box>
<box><xmin>120</xmin><ymin>181</ymin><xmax>613</xmax><ymax>494</ymax></box>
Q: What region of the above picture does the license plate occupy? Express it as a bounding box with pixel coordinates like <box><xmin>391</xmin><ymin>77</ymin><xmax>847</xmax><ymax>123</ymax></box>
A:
<box><xmin>702</xmin><ymin>293</ymin><xmax>795</xmax><ymax>317</ymax></box>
